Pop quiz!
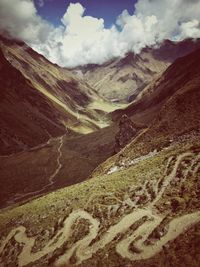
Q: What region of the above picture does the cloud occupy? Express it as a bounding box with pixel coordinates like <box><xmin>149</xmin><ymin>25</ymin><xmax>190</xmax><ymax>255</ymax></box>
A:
<box><xmin>31</xmin><ymin>2</ymin><xmax>159</xmax><ymax>67</ymax></box>
<box><xmin>0</xmin><ymin>0</ymin><xmax>200</xmax><ymax>67</ymax></box>
<box><xmin>134</xmin><ymin>0</ymin><xmax>200</xmax><ymax>42</ymax></box>
<box><xmin>179</xmin><ymin>20</ymin><xmax>200</xmax><ymax>39</ymax></box>
<box><xmin>0</xmin><ymin>0</ymin><xmax>53</xmax><ymax>44</ymax></box>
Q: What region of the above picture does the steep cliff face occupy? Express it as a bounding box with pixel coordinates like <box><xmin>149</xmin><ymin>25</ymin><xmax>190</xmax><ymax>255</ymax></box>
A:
<box><xmin>75</xmin><ymin>39</ymin><xmax>200</xmax><ymax>102</ymax></box>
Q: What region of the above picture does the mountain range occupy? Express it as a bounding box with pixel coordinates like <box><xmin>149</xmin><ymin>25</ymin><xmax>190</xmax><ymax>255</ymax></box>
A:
<box><xmin>74</xmin><ymin>39</ymin><xmax>200</xmax><ymax>102</ymax></box>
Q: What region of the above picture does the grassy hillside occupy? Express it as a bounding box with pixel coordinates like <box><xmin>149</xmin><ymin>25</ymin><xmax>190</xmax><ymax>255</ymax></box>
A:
<box><xmin>0</xmin><ymin>137</ymin><xmax>199</xmax><ymax>267</ymax></box>
<box><xmin>0</xmin><ymin>48</ymin><xmax>67</xmax><ymax>155</ymax></box>
<box><xmin>111</xmin><ymin>46</ymin><xmax>200</xmax><ymax>123</ymax></box>
<box><xmin>0</xmin><ymin>36</ymin><xmax>128</xmax><ymax>210</ymax></box>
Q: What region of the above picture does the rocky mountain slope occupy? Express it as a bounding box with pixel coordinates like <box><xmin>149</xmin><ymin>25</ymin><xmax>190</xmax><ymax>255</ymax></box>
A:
<box><xmin>75</xmin><ymin>39</ymin><xmax>200</xmax><ymax>102</ymax></box>
<box><xmin>0</xmin><ymin>36</ymin><xmax>123</xmax><ymax>156</ymax></box>
<box><xmin>94</xmin><ymin>47</ymin><xmax>200</xmax><ymax>176</ymax></box>
<box><xmin>114</xmin><ymin>114</ymin><xmax>138</xmax><ymax>153</ymax></box>
<box><xmin>0</xmin><ymin>43</ymin><xmax>199</xmax><ymax>267</ymax></box>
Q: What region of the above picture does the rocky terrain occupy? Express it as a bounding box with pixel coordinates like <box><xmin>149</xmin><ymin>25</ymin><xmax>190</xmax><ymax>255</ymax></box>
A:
<box><xmin>94</xmin><ymin>48</ymin><xmax>200</xmax><ymax>177</ymax></box>
<box><xmin>114</xmin><ymin>115</ymin><xmax>138</xmax><ymax>153</ymax></box>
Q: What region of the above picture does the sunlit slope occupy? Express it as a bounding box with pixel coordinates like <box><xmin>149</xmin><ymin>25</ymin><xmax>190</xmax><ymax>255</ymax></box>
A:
<box><xmin>0</xmin><ymin>36</ymin><xmax>120</xmax><ymax>138</ymax></box>
<box><xmin>0</xmin><ymin>36</ymin><xmax>121</xmax><ymax>155</ymax></box>
<box><xmin>0</xmin><ymin>48</ymin><xmax>67</xmax><ymax>155</ymax></box>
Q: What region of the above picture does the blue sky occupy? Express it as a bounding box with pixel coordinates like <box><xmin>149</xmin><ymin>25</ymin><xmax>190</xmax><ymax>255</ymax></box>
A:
<box><xmin>34</xmin><ymin>0</ymin><xmax>136</xmax><ymax>28</ymax></box>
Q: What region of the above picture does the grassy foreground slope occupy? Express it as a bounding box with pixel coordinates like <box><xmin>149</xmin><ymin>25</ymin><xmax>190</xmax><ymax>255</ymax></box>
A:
<box><xmin>0</xmin><ymin>138</ymin><xmax>199</xmax><ymax>267</ymax></box>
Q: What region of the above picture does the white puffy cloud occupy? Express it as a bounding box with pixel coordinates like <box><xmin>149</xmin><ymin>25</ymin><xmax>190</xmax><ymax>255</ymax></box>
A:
<box><xmin>179</xmin><ymin>20</ymin><xmax>200</xmax><ymax>40</ymax></box>
<box><xmin>134</xmin><ymin>0</ymin><xmax>200</xmax><ymax>42</ymax></box>
<box><xmin>0</xmin><ymin>0</ymin><xmax>200</xmax><ymax>67</ymax></box>
<box><xmin>117</xmin><ymin>13</ymin><xmax>158</xmax><ymax>53</ymax></box>
<box><xmin>33</xmin><ymin>2</ymin><xmax>160</xmax><ymax>67</ymax></box>
<box><xmin>0</xmin><ymin>0</ymin><xmax>53</xmax><ymax>44</ymax></box>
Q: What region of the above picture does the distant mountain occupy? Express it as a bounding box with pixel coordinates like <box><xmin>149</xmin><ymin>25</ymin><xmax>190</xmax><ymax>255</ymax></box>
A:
<box><xmin>0</xmin><ymin>36</ymin><xmax>119</xmax><ymax>155</ymax></box>
<box><xmin>74</xmin><ymin>39</ymin><xmax>200</xmax><ymax>102</ymax></box>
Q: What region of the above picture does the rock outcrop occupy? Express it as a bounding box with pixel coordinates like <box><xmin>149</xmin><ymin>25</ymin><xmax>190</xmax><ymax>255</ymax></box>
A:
<box><xmin>114</xmin><ymin>115</ymin><xmax>137</xmax><ymax>153</ymax></box>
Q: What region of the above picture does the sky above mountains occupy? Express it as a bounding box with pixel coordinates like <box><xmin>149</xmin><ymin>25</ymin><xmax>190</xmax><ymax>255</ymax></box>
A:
<box><xmin>34</xmin><ymin>0</ymin><xmax>136</xmax><ymax>28</ymax></box>
<box><xmin>0</xmin><ymin>0</ymin><xmax>200</xmax><ymax>67</ymax></box>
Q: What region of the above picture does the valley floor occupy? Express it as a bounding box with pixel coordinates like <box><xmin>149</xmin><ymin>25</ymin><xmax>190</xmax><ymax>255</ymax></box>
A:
<box><xmin>0</xmin><ymin>123</ymin><xmax>117</xmax><ymax>209</ymax></box>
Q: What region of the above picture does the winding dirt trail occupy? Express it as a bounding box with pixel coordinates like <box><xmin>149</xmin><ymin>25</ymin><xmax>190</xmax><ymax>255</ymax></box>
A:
<box><xmin>11</xmin><ymin>136</ymin><xmax>64</xmax><ymax>203</ymax></box>
<box><xmin>0</xmin><ymin>210</ymin><xmax>98</xmax><ymax>267</ymax></box>
<box><xmin>48</xmin><ymin>136</ymin><xmax>63</xmax><ymax>185</ymax></box>
<box><xmin>116</xmin><ymin>211</ymin><xmax>200</xmax><ymax>261</ymax></box>
<box><xmin>0</xmin><ymin>151</ymin><xmax>199</xmax><ymax>266</ymax></box>
<box><xmin>150</xmin><ymin>152</ymin><xmax>192</xmax><ymax>206</ymax></box>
